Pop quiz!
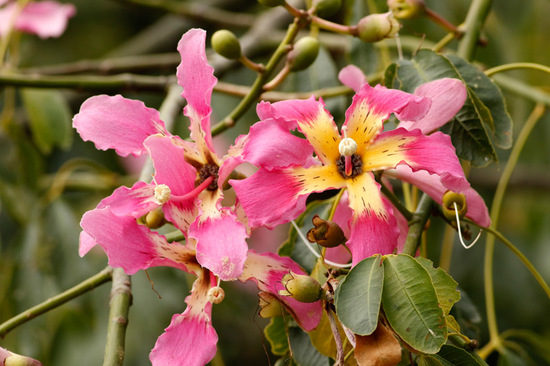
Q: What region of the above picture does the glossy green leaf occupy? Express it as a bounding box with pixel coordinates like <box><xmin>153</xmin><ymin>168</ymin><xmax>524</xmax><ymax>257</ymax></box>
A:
<box><xmin>21</xmin><ymin>88</ymin><xmax>73</xmax><ymax>154</ymax></box>
<box><xmin>382</xmin><ymin>254</ymin><xmax>446</xmax><ymax>353</ymax></box>
<box><xmin>416</xmin><ymin>257</ymin><xmax>460</xmax><ymax>315</ymax></box>
<box><xmin>335</xmin><ymin>255</ymin><xmax>384</xmax><ymax>335</ymax></box>
<box><xmin>417</xmin><ymin>354</ymin><xmax>455</xmax><ymax>366</ymax></box>
<box><xmin>438</xmin><ymin>344</ymin><xmax>489</xmax><ymax>365</ymax></box>
<box><xmin>288</xmin><ymin>326</ymin><xmax>330</xmax><ymax>366</ymax></box>
<box><xmin>264</xmin><ymin>317</ymin><xmax>289</xmax><ymax>356</ymax></box>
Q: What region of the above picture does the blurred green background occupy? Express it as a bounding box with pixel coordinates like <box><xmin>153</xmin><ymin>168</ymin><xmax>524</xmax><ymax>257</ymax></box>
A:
<box><xmin>1</xmin><ymin>0</ymin><xmax>549</xmax><ymax>364</ymax></box>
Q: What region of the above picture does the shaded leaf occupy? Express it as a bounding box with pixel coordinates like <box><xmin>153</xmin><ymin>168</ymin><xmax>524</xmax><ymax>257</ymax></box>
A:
<box><xmin>355</xmin><ymin>321</ymin><xmax>402</xmax><ymax>366</ymax></box>
<box><xmin>21</xmin><ymin>88</ymin><xmax>73</xmax><ymax>154</ymax></box>
<box><xmin>382</xmin><ymin>254</ymin><xmax>446</xmax><ymax>354</ymax></box>
<box><xmin>288</xmin><ymin>326</ymin><xmax>330</xmax><ymax>366</ymax></box>
<box><xmin>437</xmin><ymin>344</ymin><xmax>489</xmax><ymax>365</ymax></box>
<box><xmin>416</xmin><ymin>257</ymin><xmax>460</xmax><ymax>315</ymax></box>
<box><xmin>335</xmin><ymin>255</ymin><xmax>384</xmax><ymax>336</ymax></box>
<box><xmin>265</xmin><ymin>316</ymin><xmax>289</xmax><ymax>356</ymax></box>
<box><xmin>309</xmin><ymin>311</ymin><xmax>357</xmax><ymax>365</ymax></box>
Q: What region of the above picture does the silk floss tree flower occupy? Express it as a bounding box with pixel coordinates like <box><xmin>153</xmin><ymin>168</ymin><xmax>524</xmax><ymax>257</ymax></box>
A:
<box><xmin>73</xmin><ymin>28</ymin><xmax>323</xmax><ymax>365</ymax></box>
<box><xmin>232</xmin><ymin>66</ymin><xmax>490</xmax><ymax>266</ymax></box>
<box><xmin>0</xmin><ymin>0</ymin><xmax>75</xmax><ymax>38</ymax></box>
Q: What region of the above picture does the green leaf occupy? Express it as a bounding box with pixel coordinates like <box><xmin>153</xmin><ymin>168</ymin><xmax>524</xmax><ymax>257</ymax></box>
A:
<box><xmin>308</xmin><ymin>310</ymin><xmax>356</xmax><ymax>363</ymax></box>
<box><xmin>382</xmin><ymin>254</ymin><xmax>446</xmax><ymax>354</ymax></box>
<box><xmin>416</xmin><ymin>257</ymin><xmax>460</xmax><ymax>315</ymax></box>
<box><xmin>417</xmin><ymin>354</ymin><xmax>455</xmax><ymax>366</ymax></box>
<box><xmin>447</xmin><ymin>55</ymin><xmax>513</xmax><ymax>149</ymax></box>
<box><xmin>437</xmin><ymin>344</ymin><xmax>489</xmax><ymax>365</ymax></box>
<box><xmin>335</xmin><ymin>255</ymin><xmax>384</xmax><ymax>335</ymax></box>
<box><xmin>264</xmin><ymin>317</ymin><xmax>289</xmax><ymax>356</ymax></box>
<box><xmin>21</xmin><ymin>88</ymin><xmax>73</xmax><ymax>154</ymax></box>
<box><xmin>288</xmin><ymin>326</ymin><xmax>330</xmax><ymax>366</ymax></box>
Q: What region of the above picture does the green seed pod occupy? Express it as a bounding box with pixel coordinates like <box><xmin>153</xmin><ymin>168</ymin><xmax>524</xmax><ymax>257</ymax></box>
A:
<box><xmin>387</xmin><ymin>0</ymin><xmax>426</xmax><ymax>19</ymax></box>
<box><xmin>287</xmin><ymin>36</ymin><xmax>320</xmax><ymax>72</ymax></box>
<box><xmin>356</xmin><ymin>12</ymin><xmax>401</xmax><ymax>43</ymax></box>
<box><xmin>211</xmin><ymin>29</ymin><xmax>242</xmax><ymax>60</ymax></box>
<box><xmin>279</xmin><ymin>271</ymin><xmax>322</xmax><ymax>303</ymax></box>
<box><xmin>306</xmin><ymin>215</ymin><xmax>347</xmax><ymax>248</ymax></box>
<box><xmin>312</xmin><ymin>0</ymin><xmax>341</xmax><ymax>18</ymax></box>
<box><xmin>442</xmin><ymin>190</ymin><xmax>468</xmax><ymax>221</ymax></box>
<box><xmin>258</xmin><ymin>0</ymin><xmax>286</xmax><ymax>7</ymax></box>
<box><xmin>258</xmin><ymin>292</ymin><xmax>283</xmax><ymax>318</ymax></box>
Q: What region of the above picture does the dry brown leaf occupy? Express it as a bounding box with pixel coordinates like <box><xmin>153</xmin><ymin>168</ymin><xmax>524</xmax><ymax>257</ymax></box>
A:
<box><xmin>354</xmin><ymin>322</ymin><xmax>402</xmax><ymax>366</ymax></box>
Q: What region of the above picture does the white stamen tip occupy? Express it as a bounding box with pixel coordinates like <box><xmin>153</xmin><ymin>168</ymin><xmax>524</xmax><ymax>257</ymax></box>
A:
<box><xmin>207</xmin><ymin>286</ymin><xmax>225</xmax><ymax>304</ymax></box>
<box><xmin>339</xmin><ymin>126</ymin><xmax>357</xmax><ymax>156</ymax></box>
<box><xmin>154</xmin><ymin>184</ymin><xmax>171</xmax><ymax>204</ymax></box>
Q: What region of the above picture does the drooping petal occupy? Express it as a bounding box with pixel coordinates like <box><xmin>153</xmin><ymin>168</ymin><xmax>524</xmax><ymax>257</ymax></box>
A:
<box><xmin>150</xmin><ymin>271</ymin><xmax>218</xmax><ymax>366</ymax></box>
<box><xmin>73</xmin><ymin>95</ymin><xmax>167</xmax><ymax>157</ymax></box>
<box><xmin>388</xmin><ymin>165</ymin><xmax>491</xmax><ymax>228</ymax></box>
<box><xmin>80</xmin><ymin>207</ymin><xmax>195</xmax><ymax>274</ymax></box>
<box><xmin>97</xmin><ymin>181</ymin><xmax>157</xmax><ymax>218</ymax></box>
<box><xmin>0</xmin><ymin>1</ymin><xmax>76</xmax><ymax>38</ymax></box>
<box><xmin>190</xmin><ymin>207</ymin><xmax>248</xmax><ymax>281</ymax></box>
<box><xmin>344</xmin><ymin>84</ymin><xmax>430</xmax><ymax>156</ymax></box>
<box><xmin>79</xmin><ymin>230</ymin><xmax>97</xmax><ymax>257</ymax></box>
<box><xmin>257</xmin><ymin>97</ymin><xmax>341</xmax><ymax>166</ymax></box>
<box><xmin>337</xmin><ymin>64</ymin><xmax>367</xmax><ymax>92</ymax></box>
<box><xmin>239</xmin><ymin>118</ymin><xmax>315</xmax><ymax>170</ymax></box>
<box><xmin>239</xmin><ymin>250</ymin><xmax>323</xmax><ymax>331</ymax></box>
<box><xmin>177</xmin><ymin>29</ymin><xmax>217</xmax><ymax>155</ymax></box>
<box><xmin>346</xmin><ymin>172</ymin><xmax>399</xmax><ymax>265</ymax></box>
<box><xmin>398</xmin><ymin>78</ymin><xmax>467</xmax><ymax>134</ymax></box>
<box><xmin>231</xmin><ymin>164</ymin><xmax>345</xmax><ymax>228</ymax></box>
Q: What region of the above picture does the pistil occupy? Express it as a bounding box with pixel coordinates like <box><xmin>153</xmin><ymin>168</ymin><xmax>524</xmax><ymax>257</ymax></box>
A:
<box><xmin>170</xmin><ymin>176</ymin><xmax>215</xmax><ymax>202</ymax></box>
<box><xmin>338</xmin><ymin>126</ymin><xmax>359</xmax><ymax>177</ymax></box>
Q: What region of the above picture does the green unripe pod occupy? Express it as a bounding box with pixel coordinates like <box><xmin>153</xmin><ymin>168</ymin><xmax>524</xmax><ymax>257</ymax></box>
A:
<box><xmin>258</xmin><ymin>292</ymin><xmax>283</xmax><ymax>318</ymax></box>
<box><xmin>387</xmin><ymin>0</ymin><xmax>426</xmax><ymax>19</ymax></box>
<box><xmin>442</xmin><ymin>190</ymin><xmax>468</xmax><ymax>221</ymax></box>
<box><xmin>312</xmin><ymin>0</ymin><xmax>341</xmax><ymax>18</ymax></box>
<box><xmin>279</xmin><ymin>271</ymin><xmax>322</xmax><ymax>303</ymax></box>
<box><xmin>211</xmin><ymin>29</ymin><xmax>242</xmax><ymax>60</ymax></box>
<box><xmin>356</xmin><ymin>12</ymin><xmax>401</xmax><ymax>43</ymax></box>
<box><xmin>287</xmin><ymin>36</ymin><xmax>320</xmax><ymax>72</ymax></box>
<box><xmin>258</xmin><ymin>0</ymin><xmax>286</xmax><ymax>7</ymax></box>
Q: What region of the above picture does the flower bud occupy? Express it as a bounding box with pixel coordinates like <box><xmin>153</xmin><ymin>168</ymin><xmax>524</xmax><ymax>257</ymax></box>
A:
<box><xmin>287</xmin><ymin>36</ymin><xmax>320</xmax><ymax>72</ymax></box>
<box><xmin>442</xmin><ymin>191</ymin><xmax>468</xmax><ymax>221</ymax></box>
<box><xmin>279</xmin><ymin>272</ymin><xmax>322</xmax><ymax>303</ymax></box>
<box><xmin>144</xmin><ymin>206</ymin><xmax>166</xmax><ymax>229</ymax></box>
<box><xmin>258</xmin><ymin>292</ymin><xmax>283</xmax><ymax>318</ymax></box>
<box><xmin>312</xmin><ymin>0</ymin><xmax>341</xmax><ymax>18</ymax></box>
<box><xmin>258</xmin><ymin>0</ymin><xmax>286</xmax><ymax>7</ymax></box>
<box><xmin>356</xmin><ymin>12</ymin><xmax>401</xmax><ymax>43</ymax></box>
<box><xmin>1</xmin><ymin>347</ymin><xmax>42</xmax><ymax>366</ymax></box>
<box><xmin>387</xmin><ymin>0</ymin><xmax>426</xmax><ymax>19</ymax></box>
<box><xmin>307</xmin><ymin>215</ymin><xmax>347</xmax><ymax>248</ymax></box>
<box><xmin>207</xmin><ymin>286</ymin><xmax>225</xmax><ymax>304</ymax></box>
<box><xmin>211</xmin><ymin>30</ymin><xmax>242</xmax><ymax>60</ymax></box>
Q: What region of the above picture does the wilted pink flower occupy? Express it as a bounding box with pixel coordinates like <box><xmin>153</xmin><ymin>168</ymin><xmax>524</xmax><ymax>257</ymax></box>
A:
<box><xmin>232</xmin><ymin>71</ymin><xmax>490</xmax><ymax>266</ymax></box>
<box><xmin>0</xmin><ymin>0</ymin><xmax>75</xmax><ymax>38</ymax></box>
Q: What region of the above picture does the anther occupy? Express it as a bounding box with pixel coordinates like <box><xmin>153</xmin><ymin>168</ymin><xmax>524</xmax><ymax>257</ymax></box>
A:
<box><xmin>207</xmin><ymin>286</ymin><xmax>225</xmax><ymax>304</ymax></box>
<box><xmin>154</xmin><ymin>184</ymin><xmax>171</xmax><ymax>204</ymax></box>
<box><xmin>338</xmin><ymin>126</ymin><xmax>358</xmax><ymax>177</ymax></box>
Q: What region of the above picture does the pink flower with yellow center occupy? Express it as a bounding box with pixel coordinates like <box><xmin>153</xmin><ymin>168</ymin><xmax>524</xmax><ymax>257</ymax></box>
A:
<box><xmin>232</xmin><ymin>75</ymin><xmax>490</xmax><ymax>265</ymax></box>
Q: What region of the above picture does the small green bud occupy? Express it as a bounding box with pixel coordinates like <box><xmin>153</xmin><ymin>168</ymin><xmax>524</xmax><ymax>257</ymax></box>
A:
<box><xmin>211</xmin><ymin>30</ymin><xmax>242</xmax><ymax>60</ymax></box>
<box><xmin>145</xmin><ymin>206</ymin><xmax>166</xmax><ymax>229</ymax></box>
<box><xmin>258</xmin><ymin>292</ymin><xmax>283</xmax><ymax>318</ymax></box>
<box><xmin>1</xmin><ymin>348</ymin><xmax>42</xmax><ymax>366</ymax></box>
<box><xmin>258</xmin><ymin>0</ymin><xmax>286</xmax><ymax>7</ymax></box>
<box><xmin>356</xmin><ymin>12</ymin><xmax>401</xmax><ymax>43</ymax></box>
<box><xmin>306</xmin><ymin>215</ymin><xmax>347</xmax><ymax>248</ymax></box>
<box><xmin>442</xmin><ymin>190</ymin><xmax>468</xmax><ymax>221</ymax></box>
<box><xmin>279</xmin><ymin>271</ymin><xmax>322</xmax><ymax>303</ymax></box>
<box><xmin>287</xmin><ymin>36</ymin><xmax>320</xmax><ymax>72</ymax></box>
<box><xmin>312</xmin><ymin>0</ymin><xmax>341</xmax><ymax>18</ymax></box>
<box><xmin>387</xmin><ymin>0</ymin><xmax>426</xmax><ymax>19</ymax></box>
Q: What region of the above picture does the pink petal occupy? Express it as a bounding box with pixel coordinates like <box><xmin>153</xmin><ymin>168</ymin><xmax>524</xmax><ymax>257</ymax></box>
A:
<box><xmin>240</xmin><ymin>118</ymin><xmax>315</xmax><ymax>169</ymax></box>
<box><xmin>80</xmin><ymin>207</ymin><xmax>191</xmax><ymax>274</ymax></box>
<box><xmin>0</xmin><ymin>1</ymin><xmax>76</xmax><ymax>38</ymax></box>
<box><xmin>97</xmin><ymin>181</ymin><xmax>157</xmax><ymax>218</ymax></box>
<box><xmin>79</xmin><ymin>230</ymin><xmax>97</xmax><ymax>257</ymax></box>
<box><xmin>73</xmin><ymin>95</ymin><xmax>167</xmax><ymax>157</ymax></box>
<box><xmin>398</xmin><ymin>78</ymin><xmax>467</xmax><ymax>134</ymax></box>
<box><xmin>150</xmin><ymin>272</ymin><xmax>218</xmax><ymax>366</ymax></box>
<box><xmin>389</xmin><ymin>165</ymin><xmax>491</xmax><ymax>227</ymax></box>
<box><xmin>177</xmin><ymin>29</ymin><xmax>217</xmax><ymax>154</ymax></box>
<box><xmin>337</xmin><ymin>65</ymin><xmax>367</xmax><ymax>92</ymax></box>
<box><xmin>240</xmin><ymin>250</ymin><xmax>323</xmax><ymax>331</ymax></box>
<box><xmin>190</xmin><ymin>209</ymin><xmax>249</xmax><ymax>281</ymax></box>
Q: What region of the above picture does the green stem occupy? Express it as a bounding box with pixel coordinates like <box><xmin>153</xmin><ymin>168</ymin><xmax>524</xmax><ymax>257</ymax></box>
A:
<box><xmin>456</xmin><ymin>0</ymin><xmax>492</xmax><ymax>61</ymax></box>
<box><xmin>402</xmin><ymin>194</ymin><xmax>433</xmax><ymax>256</ymax></box>
<box><xmin>211</xmin><ymin>16</ymin><xmax>306</xmax><ymax>136</ymax></box>
<box><xmin>0</xmin><ymin>73</ymin><xmax>173</xmax><ymax>92</ymax></box>
<box><xmin>485</xmin><ymin>62</ymin><xmax>550</xmax><ymax>77</ymax></box>
<box><xmin>492</xmin><ymin>74</ymin><xmax>550</xmax><ymax>106</ymax></box>
<box><xmin>103</xmin><ymin>268</ymin><xmax>132</xmax><ymax>366</ymax></box>
<box><xmin>483</xmin><ymin>103</ymin><xmax>546</xmax><ymax>347</ymax></box>
<box><xmin>0</xmin><ymin>267</ymin><xmax>113</xmax><ymax>339</ymax></box>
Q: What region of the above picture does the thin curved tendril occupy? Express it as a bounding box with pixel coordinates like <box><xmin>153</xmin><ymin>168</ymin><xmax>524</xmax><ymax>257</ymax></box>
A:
<box><xmin>290</xmin><ymin>220</ymin><xmax>352</xmax><ymax>269</ymax></box>
<box><xmin>454</xmin><ymin>202</ymin><xmax>482</xmax><ymax>249</ymax></box>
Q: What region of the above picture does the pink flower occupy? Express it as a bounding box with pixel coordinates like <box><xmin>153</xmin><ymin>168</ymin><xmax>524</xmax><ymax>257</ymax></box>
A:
<box><xmin>0</xmin><ymin>0</ymin><xmax>75</xmax><ymax>38</ymax></box>
<box><xmin>73</xmin><ymin>29</ymin><xmax>249</xmax><ymax>282</ymax></box>
<box><xmin>232</xmin><ymin>76</ymin><xmax>490</xmax><ymax>266</ymax></box>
